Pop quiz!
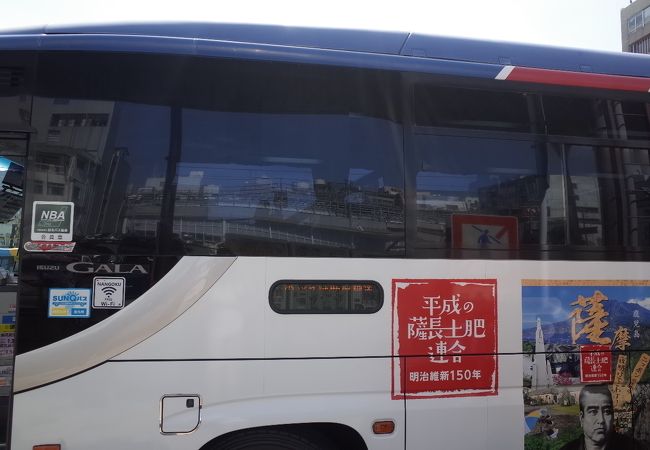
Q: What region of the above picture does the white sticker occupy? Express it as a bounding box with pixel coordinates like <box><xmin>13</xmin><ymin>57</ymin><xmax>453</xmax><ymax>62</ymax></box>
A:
<box><xmin>31</xmin><ymin>201</ymin><xmax>74</xmax><ymax>242</ymax></box>
<box><xmin>93</xmin><ymin>277</ymin><xmax>126</xmax><ymax>309</ymax></box>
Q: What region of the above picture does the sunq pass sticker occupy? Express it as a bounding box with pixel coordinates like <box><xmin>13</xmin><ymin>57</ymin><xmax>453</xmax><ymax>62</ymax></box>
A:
<box><xmin>48</xmin><ymin>288</ymin><xmax>91</xmax><ymax>318</ymax></box>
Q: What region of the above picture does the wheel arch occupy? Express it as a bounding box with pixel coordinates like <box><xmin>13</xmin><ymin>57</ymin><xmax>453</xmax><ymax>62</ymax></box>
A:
<box><xmin>199</xmin><ymin>422</ymin><xmax>368</xmax><ymax>450</ymax></box>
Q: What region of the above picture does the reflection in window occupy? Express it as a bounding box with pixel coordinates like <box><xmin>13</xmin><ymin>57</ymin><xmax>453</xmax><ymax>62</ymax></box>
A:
<box><xmin>26</xmin><ymin>98</ymin><xmax>170</xmax><ymax>254</ymax></box>
<box><xmin>413</xmin><ymin>138</ymin><xmax>650</xmax><ymax>254</ymax></box>
<box><xmin>0</xmin><ymin>62</ymin><xmax>32</xmax><ymax>133</ymax></box>
<box><xmin>414</xmin><ymin>85</ymin><xmax>535</xmax><ymax>133</ymax></box>
<box><xmin>414</xmin><ymin>135</ymin><xmax>565</xmax><ymax>249</ymax></box>
<box><xmin>46</xmin><ymin>182</ymin><xmax>64</xmax><ymax>196</ymax></box>
<box><xmin>31</xmin><ymin>180</ymin><xmax>43</xmax><ymax>194</ymax></box>
<box><xmin>0</xmin><ymin>153</ymin><xmax>25</xmax><ymax>228</ymax></box>
<box><xmin>566</xmin><ymin>145</ymin><xmax>650</xmax><ymax>249</ymax></box>
<box><xmin>27</xmin><ymin>53</ymin><xmax>404</xmax><ymax>256</ymax></box>
<box><xmin>543</xmin><ymin>97</ymin><xmax>650</xmax><ymax>141</ymax></box>
<box><xmin>164</xmin><ymin>110</ymin><xmax>404</xmax><ymax>256</ymax></box>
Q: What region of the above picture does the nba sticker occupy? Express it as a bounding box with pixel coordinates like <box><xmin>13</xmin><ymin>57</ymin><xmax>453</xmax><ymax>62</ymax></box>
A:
<box><xmin>48</xmin><ymin>288</ymin><xmax>91</xmax><ymax>318</ymax></box>
<box><xmin>92</xmin><ymin>277</ymin><xmax>125</xmax><ymax>309</ymax></box>
<box><xmin>31</xmin><ymin>201</ymin><xmax>74</xmax><ymax>242</ymax></box>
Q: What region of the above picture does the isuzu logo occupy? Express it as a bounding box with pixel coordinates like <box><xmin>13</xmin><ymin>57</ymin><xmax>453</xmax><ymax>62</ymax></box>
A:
<box><xmin>65</xmin><ymin>262</ymin><xmax>148</xmax><ymax>274</ymax></box>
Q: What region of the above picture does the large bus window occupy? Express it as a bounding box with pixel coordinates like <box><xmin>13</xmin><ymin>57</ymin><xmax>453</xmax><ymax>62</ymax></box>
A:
<box><xmin>412</xmin><ymin>82</ymin><xmax>650</xmax><ymax>259</ymax></box>
<box><xmin>175</xmin><ymin>109</ymin><xmax>404</xmax><ymax>257</ymax></box>
<box><xmin>27</xmin><ymin>52</ymin><xmax>404</xmax><ymax>257</ymax></box>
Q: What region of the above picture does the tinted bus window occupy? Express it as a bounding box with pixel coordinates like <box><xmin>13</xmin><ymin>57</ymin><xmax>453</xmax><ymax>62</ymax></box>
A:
<box><xmin>543</xmin><ymin>96</ymin><xmax>650</xmax><ymax>141</ymax></box>
<box><xmin>414</xmin><ymin>85</ymin><xmax>536</xmax><ymax>133</ymax></box>
<box><xmin>412</xmin><ymin>135</ymin><xmax>565</xmax><ymax>252</ymax></box>
<box><xmin>175</xmin><ymin>109</ymin><xmax>403</xmax><ymax>257</ymax></box>
<box><xmin>543</xmin><ymin>96</ymin><xmax>602</xmax><ymax>138</ymax></box>
<box><xmin>27</xmin><ymin>52</ymin><xmax>405</xmax><ymax>257</ymax></box>
<box><xmin>27</xmin><ymin>96</ymin><xmax>171</xmax><ymax>254</ymax></box>
<box><xmin>0</xmin><ymin>53</ymin><xmax>34</xmax><ymax>133</ymax></box>
<box><xmin>412</xmin><ymin>82</ymin><xmax>650</xmax><ymax>259</ymax></box>
<box><xmin>566</xmin><ymin>144</ymin><xmax>650</xmax><ymax>250</ymax></box>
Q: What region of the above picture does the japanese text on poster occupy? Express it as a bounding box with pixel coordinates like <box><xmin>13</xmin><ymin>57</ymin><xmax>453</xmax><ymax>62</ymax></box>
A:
<box><xmin>392</xmin><ymin>279</ymin><xmax>498</xmax><ymax>399</ymax></box>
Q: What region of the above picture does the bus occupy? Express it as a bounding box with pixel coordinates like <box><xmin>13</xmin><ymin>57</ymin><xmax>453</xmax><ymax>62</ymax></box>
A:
<box><xmin>1</xmin><ymin>22</ymin><xmax>650</xmax><ymax>450</ymax></box>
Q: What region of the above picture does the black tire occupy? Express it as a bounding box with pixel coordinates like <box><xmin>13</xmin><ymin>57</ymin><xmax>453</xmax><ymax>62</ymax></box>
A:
<box><xmin>209</xmin><ymin>428</ymin><xmax>335</xmax><ymax>450</ymax></box>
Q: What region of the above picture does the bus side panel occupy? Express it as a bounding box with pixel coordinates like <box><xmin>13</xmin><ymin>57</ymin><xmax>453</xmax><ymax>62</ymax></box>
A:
<box><xmin>11</xmin><ymin>256</ymin><xmax>400</xmax><ymax>449</ymax></box>
<box><xmin>15</xmin><ymin>257</ymin><xmax>650</xmax><ymax>448</ymax></box>
<box><xmin>112</xmin><ymin>257</ymin><xmax>267</xmax><ymax>360</ymax></box>
<box><xmin>262</xmin><ymin>358</ymin><xmax>403</xmax><ymax>450</ymax></box>
<box><xmin>264</xmin><ymin>258</ymin><xmax>515</xmax><ymax>449</ymax></box>
<box><xmin>11</xmin><ymin>359</ymin><xmax>401</xmax><ymax>450</ymax></box>
<box><xmin>114</xmin><ymin>257</ymin><xmax>401</xmax><ymax>448</ymax></box>
<box><xmin>11</xmin><ymin>361</ymin><xmax>264</xmax><ymax>450</ymax></box>
<box><xmin>489</xmin><ymin>354</ymin><xmax>527</xmax><ymax>449</ymax></box>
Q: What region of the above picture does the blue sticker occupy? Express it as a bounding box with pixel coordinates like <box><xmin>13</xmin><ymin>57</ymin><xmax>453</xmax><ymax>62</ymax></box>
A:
<box><xmin>48</xmin><ymin>288</ymin><xmax>91</xmax><ymax>318</ymax></box>
<box><xmin>1</xmin><ymin>315</ymin><xmax>14</xmax><ymax>324</ymax></box>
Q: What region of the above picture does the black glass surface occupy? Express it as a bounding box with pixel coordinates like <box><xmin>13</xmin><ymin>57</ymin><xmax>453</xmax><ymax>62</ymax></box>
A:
<box><xmin>26</xmin><ymin>52</ymin><xmax>405</xmax><ymax>257</ymax></box>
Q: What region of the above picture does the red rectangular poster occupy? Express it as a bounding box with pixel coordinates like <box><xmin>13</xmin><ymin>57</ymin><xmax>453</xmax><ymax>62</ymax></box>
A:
<box><xmin>392</xmin><ymin>279</ymin><xmax>498</xmax><ymax>399</ymax></box>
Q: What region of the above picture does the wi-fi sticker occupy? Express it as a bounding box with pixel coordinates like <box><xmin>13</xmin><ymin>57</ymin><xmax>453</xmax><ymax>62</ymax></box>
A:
<box><xmin>93</xmin><ymin>277</ymin><xmax>125</xmax><ymax>309</ymax></box>
<box><xmin>101</xmin><ymin>286</ymin><xmax>117</xmax><ymax>297</ymax></box>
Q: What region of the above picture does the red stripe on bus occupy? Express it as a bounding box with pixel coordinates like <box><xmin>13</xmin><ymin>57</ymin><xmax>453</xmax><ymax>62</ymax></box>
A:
<box><xmin>502</xmin><ymin>66</ymin><xmax>650</xmax><ymax>93</ymax></box>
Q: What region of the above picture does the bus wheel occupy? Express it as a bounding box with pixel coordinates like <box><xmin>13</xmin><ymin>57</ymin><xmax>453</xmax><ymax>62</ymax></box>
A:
<box><xmin>209</xmin><ymin>428</ymin><xmax>335</xmax><ymax>450</ymax></box>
